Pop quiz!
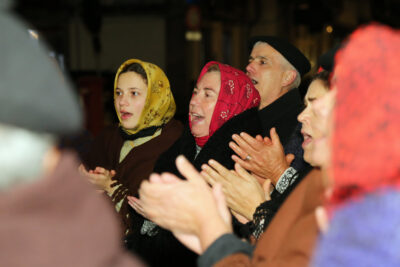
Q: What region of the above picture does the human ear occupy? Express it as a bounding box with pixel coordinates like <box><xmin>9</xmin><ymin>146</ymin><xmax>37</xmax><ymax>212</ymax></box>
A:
<box><xmin>282</xmin><ymin>70</ymin><xmax>297</xmax><ymax>87</ymax></box>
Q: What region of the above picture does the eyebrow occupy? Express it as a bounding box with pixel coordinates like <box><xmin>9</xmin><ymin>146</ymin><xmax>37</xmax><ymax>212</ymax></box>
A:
<box><xmin>249</xmin><ymin>55</ymin><xmax>269</xmax><ymax>61</ymax></box>
<box><xmin>116</xmin><ymin>87</ymin><xmax>143</xmax><ymax>91</ymax></box>
<box><xmin>204</xmin><ymin>87</ymin><xmax>218</xmax><ymax>93</ymax></box>
<box><xmin>194</xmin><ymin>85</ymin><xmax>217</xmax><ymax>91</ymax></box>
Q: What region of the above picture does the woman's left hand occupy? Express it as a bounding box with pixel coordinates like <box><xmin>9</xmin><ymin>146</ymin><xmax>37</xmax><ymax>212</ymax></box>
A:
<box><xmin>229</xmin><ymin>128</ymin><xmax>294</xmax><ymax>186</ymax></box>
<box><xmin>79</xmin><ymin>165</ymin><xmax>116</xmax><ymax>194</ymax></box>
<box><xmin>201</xmin><ymin>160</ymin><xmax>271</xmax><ymax>221</ymax></box>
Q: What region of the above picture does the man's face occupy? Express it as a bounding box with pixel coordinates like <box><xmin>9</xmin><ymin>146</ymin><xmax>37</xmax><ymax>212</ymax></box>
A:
<box><xmin>246</xmin><ymin>42</ymin><xmax>287</xmax><ymax>109</ymax></box>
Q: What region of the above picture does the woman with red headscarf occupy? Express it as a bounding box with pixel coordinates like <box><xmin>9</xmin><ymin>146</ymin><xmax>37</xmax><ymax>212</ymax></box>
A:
<box><xmin>126</xmin><ymin>61</ymin><xmax>261</xmax><ymax>266</ymax></box>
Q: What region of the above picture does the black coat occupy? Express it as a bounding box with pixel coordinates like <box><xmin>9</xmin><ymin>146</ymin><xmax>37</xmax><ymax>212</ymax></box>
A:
<box><xmin>154</xmin><ymin>107</ymin><xmax>262</xmax><ymax>176</ymax></box>
<box><xmin>126</xmin><ymin>107</ymin><xmax>262</xmax><ymax>267</ymax></box>
<box><xmin>258</xmin><ymin>88</ymin><xmax>303</xmax><ymax>146</ymax></box>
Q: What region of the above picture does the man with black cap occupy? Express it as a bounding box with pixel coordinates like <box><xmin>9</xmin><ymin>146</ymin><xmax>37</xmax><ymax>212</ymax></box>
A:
<box><xmin>0</xmin><ymin>3</ymin><xmax>143</xmax><ymax>266</ymax></box>
<box><xmin>228</xmin><ymin>37</ymin><xmax>311</xmax><ymax>199</ymax></box>
<box><xmin>247</xmin><ymin>36</ymin><xmax>310</xmax><ymax>138</ymax></box>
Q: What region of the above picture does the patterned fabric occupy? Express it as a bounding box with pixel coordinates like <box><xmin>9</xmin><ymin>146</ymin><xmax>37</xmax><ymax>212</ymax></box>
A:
<box><xmin>275</xmin><ymin>167</ymin><xmax>299</xmax><ymax>194</ymax></box>
<box><xmin>114</xmin><ymin>58</ymin><xmax>176</xmax><ymax>136</ymax></box>
<box><xmin>245</xmin><ymin>166</ymin><xmax>310</xmax><ymax>240</ymax></box>
<box><xmin>140</xmin><ymin>219</ymin><xmax>160</xmax><ymax>237</ymax></box>
<box><xmin>190</xmin><ymin>61</ymin><xmax>260</xmax><ymax>147</ymax></box>
<box><xmin>329</xmin><ymin>24</ymin><xmax>400</xmax><ymax>207</ymax></box>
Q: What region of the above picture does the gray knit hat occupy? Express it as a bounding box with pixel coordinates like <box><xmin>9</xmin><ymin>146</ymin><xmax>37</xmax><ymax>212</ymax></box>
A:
<box><xmin>0</xmin><ymin>6</ymin><xmax>82</xmax><ymax>135</ymax></box>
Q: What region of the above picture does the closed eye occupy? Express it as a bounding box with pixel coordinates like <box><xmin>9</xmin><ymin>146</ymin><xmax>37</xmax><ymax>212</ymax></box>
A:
<box><xmin>307</xmin><ymin>97</ymin><xmax>317</xmax><ymax>103</ymax></box>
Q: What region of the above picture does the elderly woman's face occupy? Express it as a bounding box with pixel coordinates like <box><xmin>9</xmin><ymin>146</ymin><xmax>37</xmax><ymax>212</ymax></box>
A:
<box><xmin>189</xmin><ymin>71</ymin><xmax>221</xmax><ymax>137</ymax></box>
<box><xmin>298</xmin><ymin>79</ymin><xmax>331</xmax><ymax>167</ymax></box>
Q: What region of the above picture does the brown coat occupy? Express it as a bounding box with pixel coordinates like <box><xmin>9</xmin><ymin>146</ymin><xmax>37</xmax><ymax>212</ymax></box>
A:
<box><xmin>215</xmin><ymin>168</ymin><xmax>324</xmax><ymax>267</ymax></box>
<box><xmin>82</xmin><ymin>119</ymin><xmax>183</xmax><ymax>234</ymax></box>
<box><xmin>0</xmin><ymin>151</ymin><xmax>144</xmax><ymax>267</ymax></box>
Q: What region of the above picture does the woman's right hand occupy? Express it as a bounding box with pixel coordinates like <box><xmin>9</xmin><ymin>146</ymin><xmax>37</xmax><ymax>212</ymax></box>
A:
<box><xmin>201</xmin><ymin>160</ymin><xmax>271</xmax><ymax>221</ymax></box>
<box><xmin>79</xmin><ymin>164</ymin><xmax>116</xmax><ymax>194</ymax></box>
<box><xmin>138</xmin><ymin>156</ymin><xmax>233</xmax><ymax>254</ymax></box>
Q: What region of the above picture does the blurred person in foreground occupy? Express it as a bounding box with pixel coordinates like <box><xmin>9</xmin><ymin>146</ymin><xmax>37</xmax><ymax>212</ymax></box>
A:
<box><xmin>312</xmin><ymin>24</ymin><xmax>400</xmax><ymax>267</ymax></box>
<box><xmin>0</xmin><ymin>3</ymin><xmax>144</xmax><ymax>266</ymax></box>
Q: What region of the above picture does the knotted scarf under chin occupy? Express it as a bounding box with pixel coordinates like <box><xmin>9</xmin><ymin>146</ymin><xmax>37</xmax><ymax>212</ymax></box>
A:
<box><xmin>119</xmin><ymin>125</ymin><xmax>163</xmax><ymax>140</ymax></box>
<box><xmin>194</xmin><ymin>135</ymin><xmax>209</xmax><ymax>147</ymax></box>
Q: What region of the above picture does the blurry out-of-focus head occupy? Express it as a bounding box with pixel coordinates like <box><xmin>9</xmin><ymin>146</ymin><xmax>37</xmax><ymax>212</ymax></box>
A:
<box><xmin>0</xmin><ymin>6</ymin><xmax>82</xmax><ymax>190</ymax></box>
<box><xmin>330</xmin><ymin>24</ymin><xmax>400</xmax><ymax>207</ymax></box>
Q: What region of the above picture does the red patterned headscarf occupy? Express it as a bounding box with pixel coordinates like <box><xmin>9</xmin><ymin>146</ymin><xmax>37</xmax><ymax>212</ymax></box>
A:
<box><xmin>189</xmin><ymin>61</ymin><xmax>260</xmax><ymax>147</ymax></box>
<box><xmin>329</xmin><ymin>24</ymin><xmax>400</xmax><ymax>207</ymax></box>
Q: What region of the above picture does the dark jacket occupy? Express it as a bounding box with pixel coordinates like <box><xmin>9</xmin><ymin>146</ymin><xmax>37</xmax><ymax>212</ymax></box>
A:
<box><xmin>232</xmin><ymin>89</ymin><xmax>306</xmax><ymax>239</ymax></box>
<box><xmin>258</xmin><ymin>88</ymin><xmax>303</xmax><ymax>146</ymax></box>
<box><xmin>82</xmin><ymin>119</ymin><xmax>183</xmax><ymax>235</ymax></box>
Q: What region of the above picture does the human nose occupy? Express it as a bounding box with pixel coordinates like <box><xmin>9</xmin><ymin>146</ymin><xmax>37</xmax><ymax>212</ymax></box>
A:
<box><xmin>118</xmin><ymin>93</ymin><xmax>128</xmax><ymax>106</ymax></box>
<box><xmin>246</xmin><ymin>61</ymin><xmax>255</xmax><ymax>75</ymax></box>
<box><xmin>189</xmin><ymin>92</ymin><xmax>199</xmax><ymax>107</ymax></box>
<box><xmin>297</xmin><ymin>106</ymin><xmax>309</xmax><ymax>123</ymax></box>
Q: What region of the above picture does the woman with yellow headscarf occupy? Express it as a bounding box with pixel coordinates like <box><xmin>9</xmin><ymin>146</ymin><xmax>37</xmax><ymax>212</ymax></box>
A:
<box><xmin>80</xmin><ymin>59</ymin><xmax>183</xmax><ymax>235</ymax></box>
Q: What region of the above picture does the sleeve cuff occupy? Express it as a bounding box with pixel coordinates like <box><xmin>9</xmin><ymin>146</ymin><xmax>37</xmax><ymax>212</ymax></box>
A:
<box><xmin>198</xmin><ymin>233</ymin><xmax>253</xmax><ymax>267</ymax></box>
<box><xmin>275</xmin><ymin>167</ymin><xmax>298</xmax><ymax>194</ymax></box>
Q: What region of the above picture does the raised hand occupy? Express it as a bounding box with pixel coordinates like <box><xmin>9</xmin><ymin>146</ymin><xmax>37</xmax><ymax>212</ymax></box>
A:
<box><xmin>229</xmin><ymin>127</ymin><xmax>294</xmax><ymax>185</ymax></box>
<box><xmin>138</xmin><ymin>156</ymin><xmax>232</xmax><ymax>253</ymax></box>
<box><xmin>79</xmin><ymin>164</ymin><xmax>116</xmax><ymax>194</ymax></box>
<box><xmin>201</xmin><ymin>160</ymin><xmax>271</xmax><ymax>220</ymax></box>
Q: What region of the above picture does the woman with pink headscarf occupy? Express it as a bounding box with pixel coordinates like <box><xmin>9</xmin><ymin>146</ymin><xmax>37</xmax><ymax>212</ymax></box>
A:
<box><xmin>127</xmin><ymin>61</ymin><xmax>262</xmax><ymax>266</ymax></box>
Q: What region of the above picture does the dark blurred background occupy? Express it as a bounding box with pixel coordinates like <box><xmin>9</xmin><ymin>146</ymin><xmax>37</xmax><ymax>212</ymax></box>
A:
<box><xmin>13</xmin><ymin>0</ymin><xmax>400</xmax><ymax>136</ymax></box>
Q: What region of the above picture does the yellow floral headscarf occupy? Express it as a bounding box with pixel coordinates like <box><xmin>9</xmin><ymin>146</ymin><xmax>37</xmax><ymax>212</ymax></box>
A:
<box><xmin>114</xmin><ymin>59</ymin><xmax>176</xmax><ymax>135</ymax></box>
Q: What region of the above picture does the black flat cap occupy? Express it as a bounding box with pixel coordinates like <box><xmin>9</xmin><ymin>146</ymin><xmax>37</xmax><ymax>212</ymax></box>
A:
<box><xmin>318</xmin><ymin>44</ymin><xmax>341</xmax><ymax>72</ymax></box>
<box><xmin>0</xmin><ymin>9</ymin><xmax>82</xmax><ymax>135</ymax></box>
<box><xmin>249</xmin><ymin>36</ymin><xmax>311</xmax><ymax>77</ymax></box>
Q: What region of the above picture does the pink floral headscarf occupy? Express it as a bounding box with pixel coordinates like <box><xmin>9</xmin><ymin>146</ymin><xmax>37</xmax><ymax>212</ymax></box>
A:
<box><xmin>190</xmin><ymin>61</ymin><xmax>260</xmax><ymax>147</ymax></box>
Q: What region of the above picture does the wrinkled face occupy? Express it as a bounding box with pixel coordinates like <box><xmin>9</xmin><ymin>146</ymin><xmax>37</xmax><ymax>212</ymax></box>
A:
<box><xmin>298</xmin><ymin>79</ymin><xmax>330</xmax><ymax>166</ymax></box>
<box><xmin>189</xmin><ymin>71</ymin><xmax>221</xmax><ymax>137</ymax></box>
<box><xmin>246</xmin><ymin>42</ymin><xmax>286</xmax><ymax>109</ymax></box>
<box><xmin>114</xmin><ymin>71</ymin><xmax>148</xmax><ymax>130</ymax></box>
<box><xmin>311</xmin><ymin>89</ymin><xmax>336</xmax><ymax>171</ymax></box>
